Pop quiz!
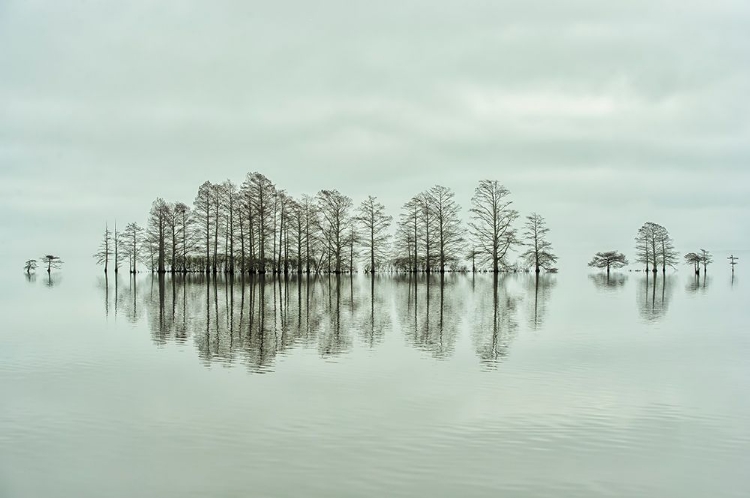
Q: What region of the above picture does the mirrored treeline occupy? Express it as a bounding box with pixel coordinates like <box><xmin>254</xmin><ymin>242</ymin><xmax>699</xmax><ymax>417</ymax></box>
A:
<box><xmin>103</xmin><ymin>274</ymin><xmax>568</xmax><ymax>370</ymax></box>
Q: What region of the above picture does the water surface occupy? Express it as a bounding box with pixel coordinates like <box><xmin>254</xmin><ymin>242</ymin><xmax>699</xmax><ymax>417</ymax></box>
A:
<box><xmin>2</xmin><ymin>268</ymin><xmax>749</xmax><ymax>497</ymax></box>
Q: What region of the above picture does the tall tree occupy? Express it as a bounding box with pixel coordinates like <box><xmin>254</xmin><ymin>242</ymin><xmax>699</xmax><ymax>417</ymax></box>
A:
<box><xmin>121</xmin><ymin>222</ymin><xmax>144</xmax><ymax>273</ymax></box>
<box><xmin>699</xmin><ymin>249</ymin><xmax>712</xmax><ymax>274</ymax></box>
<box><xmin>193</xmin><ymin>181</ymin><xmax>213</xmax><ymax>274</ymax></box>
<box><xmin>357</xmin><ymin>196</ymin><xmax>392</xmax><ymax>273</ymax></box>
<box><xmin>147</xmin><ymin>198</ymin><xmax>171</xmax><ymax>274</ymax></box>
<box><xmin>397</xmin><ymin>197</ymin><xmax>421</xmax><ymax>273</ymax></box>
<box><xmin>113</xmin><ymin>221</ymin><xmax>120</xmax><ymax>274</ymax></box>
<box><xmin>174</xmin><ymin>203</ymin><xmax>191</xmax><ymax>273</ymax></box>
<box><xmin>588</xmin><ymin>251</ymin><xmax>628</xmax><ymax>275</ymax></box>
<box><xmin>316</xmin><ymin>189</ymin><xmax>352</xmax><ymax>274</ymax></box>
<box><xmin>93</xmin><ymin>223</ymin><xmax>112</xmax><ymax>273</ymax></box>
<box><xmin>520</xmin><ymin>213</ymin><xmax>557</xmax><ymax>273</ymax></box>
<box><xmin>469</xmin><ymin>180</ymin><xmax>518</xmax><ymax>273</ymax></box>
<box><xmin>248</xmin><ymin>172</ymin><xmax>275</xmax><ymax>273</ymax></box>
<box><xmin>428</xmin><ymin>185</ymin><xmax>463</xmax><ymax>272</ymax></box>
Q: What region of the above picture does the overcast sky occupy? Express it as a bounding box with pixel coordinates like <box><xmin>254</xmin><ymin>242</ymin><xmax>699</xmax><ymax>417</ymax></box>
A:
<box><xmin>1</xmin><ymin>0</ymin><xmax>748</xmax><ymax>272</ymax></box>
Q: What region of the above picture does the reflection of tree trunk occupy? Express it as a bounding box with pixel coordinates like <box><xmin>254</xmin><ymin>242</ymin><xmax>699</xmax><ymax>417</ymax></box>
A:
<box><xmin>533</xmin><ymin>274</ymin><xmax>540</xmax><ymax>329</ymax></box>
<box><xmin>205</xmin><ymin>279</ymin><xmax>210</xmax><ymax>357</ymax></box>
<box><xmin>335</xmin><ymin>276</ymin><xmax>342</xmax><ymax>347</ymax></box>
<box><xmin>369</xmin><ymin>277</ymin><xmax>375</xmax><ymax>347</ymax></box>
<box><xmin>439</xmin><ymin>275</ymin><xmax>445</xmax><ymax>350</ymax></box>
<box><xmin>492</xmin><ymin>274</ymin><xmax>499</xmax><ymax>358</ymax></box>
<box><xmin>213</xmin><ymin>278</ymin><xmax>219</xmax><ymax>355</ymax></box>
<box><xmin>158</xmin><ymin>274</ymin><xmax>165</xmax><ymax>336</ymax></box>
<box><xmin>104</xmin><ymin>274</ymin><xmax>109</xmax><ymax>317</ymax></box>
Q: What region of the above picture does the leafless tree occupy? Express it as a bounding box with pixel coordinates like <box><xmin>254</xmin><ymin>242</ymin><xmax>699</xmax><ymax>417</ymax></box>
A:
<box><xmin>396</xmin><ymin>197</ymin><xmax>421</xmax><ymax>272</ymax></box>
<box><xmin>588</xmin><ymin>251</ymin><xmax>628</xmax><ymax>275</ymax></box>
<box><xmin>121</xmin><ymin>222</ymin><xmax>144</xmax><ymax>273</ymax></box>
<box><xmin>357</xmin><ymin>196</ymin><xmax>392</xmax><ymax>273</ymax></box>
<box><xmin>147</xmin><ymin>198</ymin><xmax>171</xmax><ymax>273</ymax></box>
<box><xmin>469</xmin><ymin>180</ymin><xmax>518</xmax><ymax>273</ymax></box>
<box><xmin>40</xmin><ymin>254</ymin><xmax>63</xmax><ymax>273</ymax></box>
<box><xmin>316</xmin><ymin>189</ymin><xmax>352</xmax><ymax>274</ymax></box>
<box><xmin>24</xmin><ymin>259</ymin><xmax>38</xmax><ymax>274</ymax></box>
<box><xmin>93</xmin><ymin>223</ymin><xmax>112</xmax><ymax>273</ymax></box>
<box><xmin>684</xmin><ymin>252</ymin><xmax>702</xmax><ymax>275</ymax></box>
<box><xmin>520</xmin><ymin>213</ymin><xmax>557</xmax><ymax>273</ymax></box>
<box><xmin>193</xmin><ymin>181</ymin><xmax>214</xmax><ymax>274</ymax></box>
<box><xmin>428</xmin><ymin>185</ymin><xmax>464</xmax><ymax>273</ymax></box>
<box><xmin>699</xmin><ymin>249</ymin><xmax>713</xmax><ymax>274</ymax></box>
<box><xmin>635</xmin><ymin>222</ymin><xmax>677</xmax><ymax>273</ymax></box>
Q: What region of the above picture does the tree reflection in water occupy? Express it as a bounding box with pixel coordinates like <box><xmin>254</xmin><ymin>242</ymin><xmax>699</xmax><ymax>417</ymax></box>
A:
<box><xmin>637</xmin><ymin>273</ymin><xmax>675</xmax><ymax>322</ymax></box>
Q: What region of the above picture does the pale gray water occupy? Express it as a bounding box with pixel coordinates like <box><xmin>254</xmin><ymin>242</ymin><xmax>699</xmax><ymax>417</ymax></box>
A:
<box><xmin>2</xmin><ymin>266</ymin><xmax>749</xmax><ymax>497</ymax></box>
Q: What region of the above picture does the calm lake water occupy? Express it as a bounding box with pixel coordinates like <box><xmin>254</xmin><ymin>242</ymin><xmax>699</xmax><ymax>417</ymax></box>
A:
<box><xmin>2</xmin><ymin>265</ymin><xmax>749</xmax><ymax>497</ymax></box>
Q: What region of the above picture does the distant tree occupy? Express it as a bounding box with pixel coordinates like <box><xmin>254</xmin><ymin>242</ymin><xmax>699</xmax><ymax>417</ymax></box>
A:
<box><xmin>93</xmin><ymin>223</ymin><xmax>112</xmax><ymax>273</ymax></box>
<box><xmin>24</xmin><ymin>259</ymin><xmax>38</xmax><ymax>274</ymax></box>
<box><xmin>113</xmin><ymin>222</ymin><xmax>120</xmax><ymax>274</ymax></box>
<box><xmin>248</xmin><ymin>172</ymin><xmax>275</xmax><ymax>273</ymax></box>
<box><xmin>699</xmin><ymin>249</ymin><xmax>712</xmax><ymax>274</ymax></box>
<box><xmin>418</xmin><ymin>191</ymin><xmax>434</xmax><ymax>273</ymax></box>
<box><xmin>121</xmin><ymin>222</ymin><xmax>144</xmax><ymax>273</ymax></box>
<box><xmin>684</xmin><ymin>252</ymin><xmax>702</xmax><ymax>275</ymax></box>
<box><xmin>316</xmin><ymin>189</ymin><xmax>352</xmax><ymax>274</ymax></box>
<box><xmin>588</xmin><ymin>251</ymin><xmax>628</xmax><ymax>275</ymax></box>
<box><xmin>397</xmin><ymin>197</ymin><xmax>422</xmax><ymax>273</ymax></box>
<box><xmin>428</xmin><ymin>185</ymin><xmax>464</xmax><ymax>273</ymax></box>
<box><xmin>40</xmin><ymin>254</ymin><xmax>63</xmax><ymax>273</ymax></box>
<box><xmin>469</xmin><ymin>180</ymin><xmax>518</xmax><ymax>273</ymax></box>
<box><xmin>635</xmin><ymin>222</ymin><xmax>677</xmax><ymax>273</ymax></box>
<box><xmin>357</xmin><ymin>196</ymin><xmax>392</xmax><ymax>273</ymax></box>
<box><xmin>658</xmin><ymin>226</ymin><xmax>678</xmax><ymax>272</ymax></box>
<box><xmin>193</xmin><ymin>181</ymin><xmax>214</xmax><ymax>274</ymax></box>
<box><xmin>520</xmin><ymin>213</ymin><xmax>557</xmax><ymax>273</ymax></box>
<box><xmin>147</xmin><ymin>198</ymin><xmax>171</xmax><ymax>273</ymax></box>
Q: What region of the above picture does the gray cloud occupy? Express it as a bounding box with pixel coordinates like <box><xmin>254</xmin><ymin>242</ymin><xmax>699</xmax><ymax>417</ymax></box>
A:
<box><xmin>1</xmin><ymin>0</ymin><xmax>748</xmax><ymax>270</ymax></box>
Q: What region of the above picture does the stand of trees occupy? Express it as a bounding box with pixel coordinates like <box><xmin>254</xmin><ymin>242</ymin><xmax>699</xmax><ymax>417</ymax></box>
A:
<box><xmin>105</xmin><ymin>175</ymin><xmax>559</xmax><ymax>276</ymax></box>
<box><xmin>635</xmin><ymin>222</ymin><xmax>678</xmax><ymax>273</ymax></box>
<box><xmin>684</xmin><ymin>249</ymin><xmax>712</xmax><ymax>275</ymax></box>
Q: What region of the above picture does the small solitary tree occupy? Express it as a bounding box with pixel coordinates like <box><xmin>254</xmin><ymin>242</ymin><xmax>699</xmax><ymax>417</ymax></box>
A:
<box><xmin>94</xmin><ymin>223</ymin><xmax>113</xmax><ymax>273</ymax></box>
<box><xmin>40</xmin><ymin>255</ymin><xmax>63</xmax><ymax>273</ymax></box>
<box><xmin>24</xmin><ymin>259</ymin><xmax>38</xmax><ymax>274</ymax></box>
<box><xmin>520</xmin><ymin>213</ymin><xmax>557</xmax><ymax>273</ymax></box>
<box><xmin>699</xmin><ymin>249</ymin><xmax>712</xmax><ymax>274</ymax></box>
<box><xmin>588</xmin><ymin>251</ymin><xmax>628</xmax><ymax>275</ymax></box>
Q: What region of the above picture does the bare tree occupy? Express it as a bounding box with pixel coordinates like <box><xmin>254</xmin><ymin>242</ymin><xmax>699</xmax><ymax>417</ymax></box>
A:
<box><xmin>247</xmin><ymin>172</ymin><xmax>275</xmax><ymax>273</ymax></box>
<box><xmin>428</xmin><ymin>185</ymin><xmax>464</xmax><ymax>273</ymax></box>
<box><xmin>520</xmin><ymin>213</ymin><xmax>557</xmax><ymax>273</ymax></box>
<box><xmin>93</xmin><ymin>223</ymin><xmax>112</xmax><ymax>273</ymax></box>
<box><xmin>316</xmin><ymin>189</ymin><xmax>352</xmax><ymax>274</ymax></box>
<box><xmin>699</xmin><ymin>249</ymin><xmax>712</xmax><ymax>274</ymax></box>
<box><xmin>147</xmin><ymin>198</ymin><xmax>171</xmax><ymax>274</ymax></box>
<box><xmin>588</xmin><ymin>251</ymin><xmax>628</xmax><ymax>275</ymax></box>
<box><xmin>469</xmin><ymin>180</ymin><xmax>518</xmax><ymax>273</ymax></box>
<box><xmin>684</xmin><ymin>252</ymin><xmax>702</xmax><ymax>275</ymax></box>
<box><xmin>193</xmin><ymin>181</ymin><xmax>213</xmax><ymax>273</ymax></box>
<box><xmin>635</xmin><ymin>222</ymin><xmax>676</xmax><ymax>273</ymax></box>
<box><xmin>397</xmin><ymin>197</ymin><xmax>421</xmax><ymax>272</ymax></box>
<box><xmin>357</xmin><ymin>196</ymin><xmax>392</xmax><ymax>273</ymax></box>
<box><xmin>24</xmin><ymin>259</ymin><xmax>38</xmax><ymax>274</ymax></box>
<box><xmin>40</xmin><ymin>254</ymin><xmax>63</xmax><ymax>273</ymax></box>
<box><xmin>121</xmin><ymin>222</ymin><xmax>144</xmax><ymax>273</ymax></box>
<box><xmin>113</xmin><ymin>221</ymin><xmax>120</xmax><ymax>274</ymax></box>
